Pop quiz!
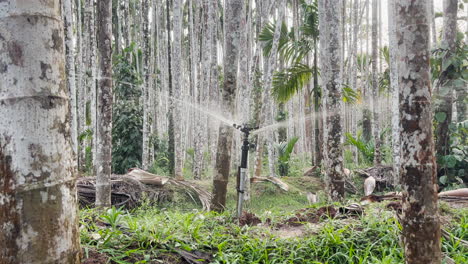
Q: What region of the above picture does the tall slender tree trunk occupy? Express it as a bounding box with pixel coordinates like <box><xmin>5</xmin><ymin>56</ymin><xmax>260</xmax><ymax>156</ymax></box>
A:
<box><xmin>76</xmin><ymin>0</ymin><xmax>86</xmax><ymax>171</ymax></box>
<box><xmin>211</xmin><ymin>0</ymin><xmax>242</xmax><ymax>212</ymax></box>
<box><xmin>262</xmin><ymin>1</ymin><xmax>286</xmax><ymax>178</ymax></box>
<box><xmin>371</xmin><ymin>0</ymin><xmax>381</xmax><ymax>165</ymax></box>
<box><xmin>142</xmin><ymin>0</ymin><xmax>153</xmax><ymax>170</ymax></box>
<box><xmin>166</xmin><ymin>0</ymin><xmax>175</xmax><ymax>176</ymax></box>
<box><xmin>172</xmin><ymin>0</ymin><xmax>184</xmax><ymax>179</ymax></box>
<box><xmin>435</xmin><ymin>0</ymin><xmax>458</xmax><ymax>166</ymax></box>
<box><xmin>0</xmin><ymin>1</ymin><xmax>81</xmax><ymax>262</ymax></box>
<box><xmin>320</xmin><ymin>0</ymin><xmax>345</xmax><ymax>201</ymax></box>
<box><xmin>388</xmin><ymin>0</ymin><xmax>400</xmax><ymax>184</ymax></box>
<box><xmin>64</xmin><ymin>0</ymin><xmax>78</xmax><ymax>161</ymax></box>
<box><xmin>313</xmin><ymin>41</ymin><xmax>323</xmax><ymax>167</ymax></box>
<box><xmin>362</xmin><ymin>0</ymin><xmax>372</xmax><ymax>143</ymax></box>
<box><xmin>95</xmin><ymin>0</ymin><xmax>113</xmax><ymax>208</ymax></box>
<box><xmin>396</xmin><ymin>1</ymin><xmax>441</xmax><ymax>263</ymax></box>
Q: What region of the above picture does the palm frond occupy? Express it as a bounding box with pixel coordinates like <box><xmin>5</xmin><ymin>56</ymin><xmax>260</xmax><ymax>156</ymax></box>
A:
<box><xmin>272</xmin><ymin>63</ymin><xmax>315</xmax><ymax>102</ymax></box>
<box><xmin>259</xmin><ymin>21</ymin><xmax>291</xmax><ymax>58</ymax></box>
<box><xmin>342</xmin><ymin>86</ymin><xmax>360</xmax><ymax>105</ymax></box>
<box><xmin>380</xmin><ymin>46</ymin><xmax>390</xmax><ymax>66</ymax></box>
<box><xmin>279</xmin><ymin>137</ymin><xmax>299</xmax><ymax>163</ymax></box>
<box><xmin>345</xmin><ymin>132</ymin><xmax>374</xmax><ymax>163</ymax></box>
<box><xmin>300</xmin><ymin>0</ymin><xmax>319</xmax><ymax>39</ymax></box>
<box><xmin>356</xmin><ymin>54</ymin><xmax>371</xmax><ymax>72</ymax></box>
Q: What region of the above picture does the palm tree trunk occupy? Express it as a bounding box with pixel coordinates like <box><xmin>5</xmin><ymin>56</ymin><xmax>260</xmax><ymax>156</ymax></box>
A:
<box><xmin>388</xmin><ymin>0</ymin><xmax>400</xmax><ymax>184</ymax></box>
<box><xmin>0</xmin><ymin>1</ymin><xmax>81</xmax><ymax>261</ymax></box>
<box><xmin>396</xmin><ymin>0</ymin><xmax>441</xmax><ymax>262</ymax></box>
<box><xmin>320</xmin><ymin>0</ymin><xmax>345</xmax><ymax>201</ymax></box>
<box><xmin>95</xmin><ymin>0</ymin><xmax>113</xmax><ymax>208</ymax></box>
<box><xmin>371</xmin><ymin>0</ymin><xmax>381</xmax><ymax>165</ymax></box>
<box><xmin>435</xmin><ymin>0</ymin><xmax>458</xmax><ymax>167</ymax></box>
<box><xmin>211</xmin><ymin>0</ymin><xmax>243</xmax><ymax>212</ymax></box>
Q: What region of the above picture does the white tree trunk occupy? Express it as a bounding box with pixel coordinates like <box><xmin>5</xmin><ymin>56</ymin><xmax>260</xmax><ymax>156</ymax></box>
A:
<box><xmin>0</xmin><ymin>1</ymin><xmax>81</xmax><ymax>262</ymax></box>
<box><xmin>142</xmin><ymin>0</ymin><xmax>153</xmax><ymax>170</ymax></box>
<box><xmin>388</xmin><ymin>0</ymin><xmax>400</xmax><ymax>184</ymax></box>
<box><xmin>371</xmin><ymin>0</ymin><xmax>381</xmax><ymax>165</ymax></box>
<box><xmin>262</xmin><ymin>1</ymin><xmax>286</xmax><ymax>178</ymax></box>
<box><xmin>172</xmin><ymin>0</ymin><xmax>184</xmax><ymax>179</ymax></box>
<box><xmin>63</xmin><ymin>0</ymin><xmax>78</xmax><ymax>160</ymax></box>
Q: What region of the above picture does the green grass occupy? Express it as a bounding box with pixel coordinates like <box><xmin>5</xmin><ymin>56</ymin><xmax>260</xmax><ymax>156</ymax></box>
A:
<box><xmin>80</xmin><ymin>201</ymin><xmax>468</xmax><ymax>264</ymax></box>
<box><xmin>80</xmin><ymin>154</ymin><xmax>467</xmax><ymax>263</ymax></box>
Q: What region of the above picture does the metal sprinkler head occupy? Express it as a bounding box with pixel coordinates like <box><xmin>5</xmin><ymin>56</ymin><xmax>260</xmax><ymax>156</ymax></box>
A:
<box><xmin>233</xmin><ymin>123</ymin><xmax>258</xmax><ymax>136</ymax></box>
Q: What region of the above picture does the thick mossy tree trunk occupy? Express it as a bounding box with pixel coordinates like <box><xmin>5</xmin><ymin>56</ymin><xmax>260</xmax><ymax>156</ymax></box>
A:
<box><xmin>396</xmin><ymin>0</ymin><xmax>442</xmax><ymax>263</ymax></box>
<box><xmin>211</xmin><ymin>0</ymin><xmax>242</xmax><ymax>212</ymax></box>
<box><xmin>319</xmin><ymin>0</ymin><xmax>345</xmax><ymax>201</ymax></box>
<box><xmin>96</xmin><ymin>0</ymin><xmax>113</xmax><ymax>208</ymax></box>
<box><xmin>0</xmin><ymin>1</ymin><xmax>81</xmax><ymax>262</ymax></box>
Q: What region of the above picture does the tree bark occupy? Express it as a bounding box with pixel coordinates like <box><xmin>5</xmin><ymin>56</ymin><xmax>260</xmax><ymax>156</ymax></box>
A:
<box><xmin>211</xmin><ymin>0</ymin><xmax>242</xmax><ymax>212</ymax></box>
<box><xmin>362</xmin><ymin>0</ymin><xmax>372</xmax><ymax>143</ymax></box>
<box><xmin>172</xmin><ymin>0</ymin><xmax>184</xmax><ymax>180</ymax></box>
<box><xmin>319</xmin><ymin>0</ymin><xmax>345</xmax><ymax>201</ymax></box>
<box><xmin>63</xmin><ymin>0</ymin><xmax>78</xmax><ymax>161</ymax></box>
<box><xmin>396</xmin><ymin>0</ymin><xmax>442</xmax><ymax>263</ymax></box>
<box><xmin>262</xmin><ymin>1</ymin><xmax>286</xmax><ymax>178</ymax></box>
<box><xmin>434</xmin><ymin>0</ymin><xmax>458</xmax><ymax>163</ymax></box>
<box><xmin>0</xmin><ymin>1</ymin><xmax>81</xmax><ymax>262</ymax></box>
<box><xmin>142</xmin><ymin>0</ymin><xmax>153</xmax><ymax>170</ymax></box>
<box><xmin>388</xmin><ymin>0</ymin><xmax>400</xmax><ymax>185</ymax></box>
<box><xmin>95</xmin><ymin>0</ymin><xmax>113</xmax><ymax>208</ymax></box>
<box><xmin>371</xmin><ymin>0</ymin><xmax>381</xmax><ymax>165</ymax></box>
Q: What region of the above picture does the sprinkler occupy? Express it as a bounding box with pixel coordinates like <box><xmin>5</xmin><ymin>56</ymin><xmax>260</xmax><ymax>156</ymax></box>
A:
<box><xmin>233</xmin><ymin>123</ymin><xmax>258</xmax><ymax>218</ymax></box>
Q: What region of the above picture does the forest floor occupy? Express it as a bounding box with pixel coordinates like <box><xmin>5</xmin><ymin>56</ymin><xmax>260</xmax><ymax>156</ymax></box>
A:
<box><xmin>80</xmin><ymin>176</ymin><xmax>468</xmax><ymax>264</ymax></box>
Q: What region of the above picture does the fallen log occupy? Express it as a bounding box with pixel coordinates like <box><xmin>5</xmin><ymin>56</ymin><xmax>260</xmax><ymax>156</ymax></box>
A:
<box><xmin>439</xmin><ymin>188</ymin><xmax>468</xmax><ymax>199</ymax></box>
<box><xmin>127</xmin><ymin>168</ymin><xmax>169</xmax><ymax>186</ymax></box>
<box><xmin>251</xmin><ymin>176</ymin><xmax>289</xmax><ymax>191</ymax></box>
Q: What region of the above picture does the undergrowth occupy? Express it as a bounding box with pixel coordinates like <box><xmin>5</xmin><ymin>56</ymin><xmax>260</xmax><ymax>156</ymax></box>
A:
<box><xmin>80</xmin><ymin>203</ymin><xmax>468</xmax><ymax>264</ymax></box>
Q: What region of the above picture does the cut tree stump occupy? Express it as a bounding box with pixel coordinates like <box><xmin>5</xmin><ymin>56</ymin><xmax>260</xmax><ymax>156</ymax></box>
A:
<box><xmin>355</xmin><ymin>165</ymin><xmax>394</xmax><ymax>191</ymax></box>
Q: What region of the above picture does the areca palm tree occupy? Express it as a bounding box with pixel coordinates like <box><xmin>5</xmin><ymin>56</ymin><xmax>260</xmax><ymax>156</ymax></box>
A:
<box><xmin>259</xmin><ymin>0</ymin><xmax>357</xmax><ymax>166</ymax></box>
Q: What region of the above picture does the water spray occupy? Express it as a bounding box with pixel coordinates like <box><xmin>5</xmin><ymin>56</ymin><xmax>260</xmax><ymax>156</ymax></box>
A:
<box><xmin>233</xmin><ymin>123</ymin><xmax>258</xmax><ymax>218</ymax></box>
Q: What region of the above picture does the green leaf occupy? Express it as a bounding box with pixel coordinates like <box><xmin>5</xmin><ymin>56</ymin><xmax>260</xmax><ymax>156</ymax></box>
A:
<box><xmin>272</xmin><ymin>63</ymin><xmax>315</xmax><ymax>102</ymax></box>
<box><xmin>435</xmin><ymin>112</ymin><xmax>447</xmax><ymax>122</ymax></box>
<box><xmin>445</xmin><ymin>155</ymin><xmax>458</xmax><ymax>168</ymax></box>
<box><xmin>439</xmin><ymin>175</ymin><xmax>448</xmax><ymax>185</ymax></box>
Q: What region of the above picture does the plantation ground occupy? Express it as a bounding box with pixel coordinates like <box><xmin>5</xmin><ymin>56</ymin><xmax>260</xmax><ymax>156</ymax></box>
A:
<box><xmin>79</xmin><ymin>177</ymin><xmax>468</xmax><ymax>264</ymax></box>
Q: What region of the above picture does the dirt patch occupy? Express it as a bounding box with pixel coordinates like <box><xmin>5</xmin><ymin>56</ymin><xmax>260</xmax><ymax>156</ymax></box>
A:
<box><xmin>239</xmin><ymin>211</ymin><xmax>262</xmax><ymax>226</ymax></box>
<box><xmin>81</xmin><ymin>248</ymin><xmax>109</xmax><ymax>264</ymax></box>
<box><xmin>274</xmin><ymin>225</ymin><xmax>307</xmax><ymax>239</ymax></box>
<box><xmin>278</xmin><ymin>206</ymin><xmax>337</xmax><ymax>228</ymax></box>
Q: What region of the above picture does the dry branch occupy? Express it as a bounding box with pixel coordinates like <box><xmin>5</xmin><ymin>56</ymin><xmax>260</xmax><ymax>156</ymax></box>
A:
<box><xmin>251</xmin><ymin>176</ymin><xmax>289</xmax><ymax>191</ymax></box>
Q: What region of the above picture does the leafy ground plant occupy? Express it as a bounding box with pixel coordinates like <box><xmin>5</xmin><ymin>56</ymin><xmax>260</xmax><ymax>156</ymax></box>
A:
<box><xmin>80</xmin><ymin>202</ymin><xmax>467</xmax><ymax>264</ymax></box>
